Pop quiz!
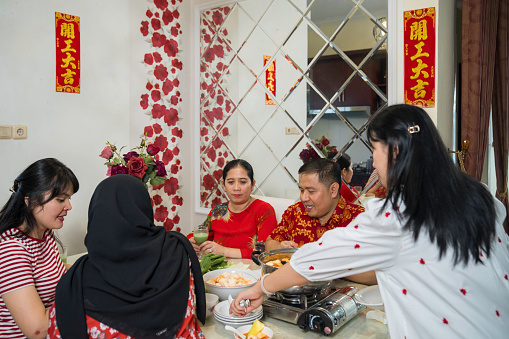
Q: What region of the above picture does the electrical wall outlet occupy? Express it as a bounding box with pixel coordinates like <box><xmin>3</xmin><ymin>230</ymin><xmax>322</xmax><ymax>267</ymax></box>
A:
<box><xmin>12</xmin><ymin>125</ymin><xmax>27</xmax><ymax>139</ymax></box>
<box><xmin>0</xmin><ymin>124</ymin><xmax>12</xmax><ymax>139</ymax></box>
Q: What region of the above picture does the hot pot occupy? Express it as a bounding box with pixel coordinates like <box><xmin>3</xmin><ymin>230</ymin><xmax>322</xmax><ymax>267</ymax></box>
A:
<box><xmin>251</xmin><ymin>248</ymin><xmax>332</xmax><ymax>295</ymax></box>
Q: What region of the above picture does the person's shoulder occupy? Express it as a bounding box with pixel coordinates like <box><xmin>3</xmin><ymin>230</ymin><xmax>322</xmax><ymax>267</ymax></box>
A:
<box><xmin>0</xmin><ymin>232</ymin><xmax>28</xmax><ymax>259</ymax></box>
<box><xmin>210</xmin><ymin>202</ymin><xmax>228</xmax><ymax>219</ymax></box>
<box><xmin>0</xmin><ymin>228</ymin><xmax>24</xmax><ymax>245</ymax></box>
<box><xmin>337</xmin><ymin>197</ymin><xmax>365</xmax><ymax>215</ymax></box>
<box><xmin>210</xmin><ymin>202</ymin><xmax>228</xmax><ymax>212</ymax></box>
<box><xmin>284</xmin><ymin>201</ymin><xmax>303</xmax><ymax>213</ymax></box>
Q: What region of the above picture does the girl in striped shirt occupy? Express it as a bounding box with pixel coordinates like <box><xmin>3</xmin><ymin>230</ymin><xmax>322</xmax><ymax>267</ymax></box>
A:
<box><xmin>0</xmin><ymin>158</ymin><xmax>79</xmax><ymax>339</ymax></box>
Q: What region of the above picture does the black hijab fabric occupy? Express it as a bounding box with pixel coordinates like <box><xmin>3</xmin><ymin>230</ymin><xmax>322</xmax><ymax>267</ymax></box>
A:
<box><xmin>55</xmin><ymin>174</ymin><xmax>205</xmax><ymax>338</ymax></box>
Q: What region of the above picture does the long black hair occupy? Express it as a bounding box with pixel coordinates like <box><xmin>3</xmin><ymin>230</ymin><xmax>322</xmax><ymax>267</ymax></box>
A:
<box><xmin>367</xmin><ymin>104</ymin><xmax>496</xmax><ymax>266</ymax></box>
<box><xmin>0</xmin><ymin>158</ymin><xmax>79</xmax><ymax>235</ymax></box>
<box><xmin>336</xmin><ymin>153</ymin><xmax>352</xmax><ymax>172</ymax></box>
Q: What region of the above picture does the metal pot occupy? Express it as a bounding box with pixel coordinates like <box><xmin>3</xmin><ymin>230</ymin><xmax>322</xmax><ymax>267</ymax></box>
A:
<box><xmin>251</xmin><ymin>248</ymin><xmax>332</xmax><ymax>295</ymax></box>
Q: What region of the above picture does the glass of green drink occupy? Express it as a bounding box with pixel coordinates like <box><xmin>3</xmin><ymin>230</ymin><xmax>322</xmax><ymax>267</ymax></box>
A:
<box><xmin>193</xmin><ymin>224</ymin><xmax>208</xmax><ymax>259</ymax></box>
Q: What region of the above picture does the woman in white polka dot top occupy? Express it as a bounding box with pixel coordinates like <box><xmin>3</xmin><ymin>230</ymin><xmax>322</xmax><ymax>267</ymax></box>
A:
<box><xmin>232</xmin><ymin>104</ymin><xmax>509</xmax><ymax>339</ymax></box>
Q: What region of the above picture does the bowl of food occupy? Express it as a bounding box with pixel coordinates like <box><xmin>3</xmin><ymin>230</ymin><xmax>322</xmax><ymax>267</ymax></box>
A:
<box><xmin>203</xmin><ymin>268</ymin><xmax>260</xmax><ymax>300</ymax></box>
<box><xmin>251</xmin><ymin>248</ymin><xmax>331</xmax><ymax>295</ymax></box>
<box><xmin>233</xmin><ymin>320</ymin><xmax>273</xmax><ymax>339</ymax></box>
<box><xmin>205</xmin><ymin>293</ymin><xmax>219</xmax><ymax>318</ymax></box>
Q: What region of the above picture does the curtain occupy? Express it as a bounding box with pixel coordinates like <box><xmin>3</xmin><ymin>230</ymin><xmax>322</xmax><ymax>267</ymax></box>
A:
<box><xmin>460</xmin><ymin>0</ymin><xmax>499</xmax><ymax>180</ymax></box>
<box><xmin>461</xmin><ymin>0</ymin><xmax>509</xmax><ymax>233</ymax></box>
<box><xmin>492</xmin><ymin>0</ymin><xmax>509</xmax><ymax>233</ymax></box>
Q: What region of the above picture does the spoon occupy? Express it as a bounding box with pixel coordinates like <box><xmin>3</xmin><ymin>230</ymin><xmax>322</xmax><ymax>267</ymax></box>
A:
<box><xmin>225</xmin><ymin>325</ymin><xmax>246</xmax><ymax>338</ymax></box>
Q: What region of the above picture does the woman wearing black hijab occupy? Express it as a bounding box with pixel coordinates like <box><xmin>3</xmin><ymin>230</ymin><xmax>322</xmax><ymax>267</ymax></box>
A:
<box><xmin>48</xmin><ymin>174</ymin><xmax>206</xmax><ymax>339</ymax></box>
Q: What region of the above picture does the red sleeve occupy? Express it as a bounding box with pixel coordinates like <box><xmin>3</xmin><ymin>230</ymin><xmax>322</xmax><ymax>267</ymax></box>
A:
<box><xmin>0</xmin><ymin>241</ymin><xmax>34</xmax><ymax>296</ymax></box>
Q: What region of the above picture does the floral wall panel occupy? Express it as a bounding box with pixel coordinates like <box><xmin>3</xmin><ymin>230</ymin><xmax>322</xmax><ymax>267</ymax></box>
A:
<box><xmin>199</xmin><ymin>5</ymin><xmax>237</xmax><ymax>208</ymax></box>
<box><xmin>139</xmin><ymin>0</ymin><xmax>184</xmax><ymax>231</ymax></box>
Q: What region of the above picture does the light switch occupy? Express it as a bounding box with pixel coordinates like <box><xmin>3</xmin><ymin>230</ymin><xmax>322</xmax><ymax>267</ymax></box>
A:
<box><xmin>285</xmin><ymin>126</ymin><xmax>299</xmax><ymax>135</ymax></box>
<box><xmin>0</xmin><ymin>124</ymin><xmax>12</xmax><ymax>139</ymax></box>
<box><xmin>12</xmin><ymin>125</ymin><xmax>27</xmax><ymax>139</ymax></box>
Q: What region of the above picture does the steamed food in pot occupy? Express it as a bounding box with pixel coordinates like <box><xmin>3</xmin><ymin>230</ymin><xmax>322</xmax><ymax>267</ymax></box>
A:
<box><xmin>266</xmin><ymin>257</ymin><xmax>290</xmax><ymax>268</ymax></box>
<box><xmin>206</xmin><ymin>271</ymin><xmax>252</xmax><ymax>287</ymax></box>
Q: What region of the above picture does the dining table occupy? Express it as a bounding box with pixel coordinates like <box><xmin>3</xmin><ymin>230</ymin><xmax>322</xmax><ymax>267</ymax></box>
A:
<box><xmin>201</xmin><ymin>258</ymin><xmax>389</xmax><ymax>339</ymax></box>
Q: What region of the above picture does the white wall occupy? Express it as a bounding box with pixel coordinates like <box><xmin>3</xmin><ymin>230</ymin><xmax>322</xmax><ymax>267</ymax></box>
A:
<box><xmin>0</xmin><ymin>0</ymin><xmax>459</xmax><ymax>253</ymax></box>
<box><xmin>395</xmin><ymin>0</ymin><xmax>456</xmax><ymax>149</ymax></box>
<box><xmin>0</xmin><ymin>0</ymin><xmax>131</xmax><ymax>255</ymax></box>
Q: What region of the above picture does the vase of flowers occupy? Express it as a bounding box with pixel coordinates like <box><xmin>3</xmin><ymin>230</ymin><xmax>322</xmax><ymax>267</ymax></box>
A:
<box><xmin>99</xmin><ymin>136</ymin><xmax>167</xmax><ymax>188</ymax></box>
<box><xmin>299</xmin><ymin>135</ymin><xmax>338</xmax><ymax>163</ymax></box>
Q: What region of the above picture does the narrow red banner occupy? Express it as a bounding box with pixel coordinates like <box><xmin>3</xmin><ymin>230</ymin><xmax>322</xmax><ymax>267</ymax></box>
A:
<box><xmin>404</xmin><ymin>7</ymin><xmax>435</xmax><ymax>107</ymax></box>
<box><xmin>264</xmin><ymin>55</ymin><xmax>276</xmax><ymax>105</ymax></box>
<box><xmin>55</xmin><ymin>12</ymin><xmax>80</xmax><ymax>93</ymax></box>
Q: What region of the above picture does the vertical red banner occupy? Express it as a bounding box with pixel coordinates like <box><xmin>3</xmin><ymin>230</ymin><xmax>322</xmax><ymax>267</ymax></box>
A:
<box><xmin>55</xmin><ymin>12</ymin><xmax>80</xmax><ymax>93</ymax></box>
<box><xmin>264</xmin><ymin>55</ymin><xmax>276</xmax><ymax>105</ymax></box>
<box><xmin>404</xmin><ymin>7</ymin><xmax>435</xmax><ymax>107</ymax></box>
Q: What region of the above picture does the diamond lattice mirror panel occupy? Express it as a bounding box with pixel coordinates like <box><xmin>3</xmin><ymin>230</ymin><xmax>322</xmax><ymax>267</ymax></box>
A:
<box><xmin>199</xmin><ymin>0</ymin><xmax>388</xmax><ymax>209</ymax></box>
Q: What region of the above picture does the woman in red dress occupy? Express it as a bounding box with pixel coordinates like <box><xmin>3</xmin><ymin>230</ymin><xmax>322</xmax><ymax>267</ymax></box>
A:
<box><xmin>337</xmin><ymin>153</ymin><xmax>361</xmax><ymax>204</ymax></box>
<box><xmin>48</xmin><ymin>174</ymin><xmax>205</xmax><ymax>339</ymax></box>
<box><xmin>189</xmin><ymin>159</ymin><xmax>277</xmax><ymax>259</ymax></box>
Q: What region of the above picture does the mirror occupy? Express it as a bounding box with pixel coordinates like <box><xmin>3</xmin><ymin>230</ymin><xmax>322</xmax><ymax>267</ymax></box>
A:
<box><xmin>198</xmin><ymin>0</ymin><xmax>388</xmax><ymax>209</ymax></box>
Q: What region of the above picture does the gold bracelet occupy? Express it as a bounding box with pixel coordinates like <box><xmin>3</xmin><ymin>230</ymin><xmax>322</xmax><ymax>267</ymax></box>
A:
<box><xmin>260</xmin><ymin>274</ymin><xmax>274</xmax><ymax>296</ymax></box>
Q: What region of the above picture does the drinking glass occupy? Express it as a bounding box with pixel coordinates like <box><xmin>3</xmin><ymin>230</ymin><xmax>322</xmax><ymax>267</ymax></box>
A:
<box><xmin>193</xmin><ymin>224</ymin><xmax>209</xmax><ymax>259</ymax></box>
<box><xmin>58</xmin><ymin>245</ymin><xmax>68</xmax><ymax>264</ymax></box>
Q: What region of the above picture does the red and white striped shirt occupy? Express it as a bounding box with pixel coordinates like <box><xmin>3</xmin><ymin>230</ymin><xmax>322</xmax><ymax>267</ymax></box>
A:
<box><xmin>0</xmin><ymin>228</ymin><xmax>65</xmax><ymax>339</ymax></box>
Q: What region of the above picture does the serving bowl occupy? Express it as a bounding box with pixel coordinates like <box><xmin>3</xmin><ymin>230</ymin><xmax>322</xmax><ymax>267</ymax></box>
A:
<box><xmin>232</xmin><ymin>324</ymin><xmax>274</xmax><ymax>339</ymax></box>
<box><xmin>203</xmin><ymin>268</ymin><xmax>260</xmax><ymax>300</ymax></box>
<box><xmin>205</xmin><ymin>293</ymin><xmax>219</xmax><ymax>318</ymax></box>
<box><xmin>251</xmin><ymin>248</ymin><xmax>331</xmax><ymax>295</ymax></box>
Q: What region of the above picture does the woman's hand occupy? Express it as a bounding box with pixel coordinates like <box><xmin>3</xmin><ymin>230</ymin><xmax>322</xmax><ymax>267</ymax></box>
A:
<box><xmin>189</xmin><ymin>237</ymin><xmax>201</xmax><ymax>254</ymax></box>
<box><xmin>200</xmin><ymin>241</ymin><xmax>241</xmax><ymax>258</ymax></box>
<box><xmin>280</xmin><ymin>240</ymin><xmax>298</xmax><ymax>248</ymax></box>
<box><xmin>229</xmin><ymin>283</ymin><xmax>265</xmax><ymax>316</ymax></box>
<box><xmin>200</xmin><ymin>240</ymin><xmax>225</xmax><ymax>255</ymax></box>
<box><xmin>230</xmin><ymin>264</ymin><xmax>309</xmax><ymax>316</ymax></box>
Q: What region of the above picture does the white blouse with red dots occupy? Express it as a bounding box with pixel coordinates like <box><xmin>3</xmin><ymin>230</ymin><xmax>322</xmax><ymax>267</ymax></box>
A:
<box><xmin>291</xmin><ymin>197</ymin><xmax>509</xmax><ymax>339</ymax></box>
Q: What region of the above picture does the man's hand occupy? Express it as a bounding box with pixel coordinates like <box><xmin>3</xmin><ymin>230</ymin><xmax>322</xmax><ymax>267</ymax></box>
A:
<box><xmin>280</xmin><ymin>240</ymin><xmax>298</xmax><ymax>248</ymax></box>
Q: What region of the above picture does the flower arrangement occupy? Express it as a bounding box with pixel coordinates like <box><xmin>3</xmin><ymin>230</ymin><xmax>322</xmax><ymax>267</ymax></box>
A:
<box><xmin>299</xmin><ymin>135</ymin><xmax>338</xmax><ymax>163</ymax></box>
<box><xmin>99</xmin><ymin>136</ymin><xmax>167</xmax><ymax>188</ymax></box>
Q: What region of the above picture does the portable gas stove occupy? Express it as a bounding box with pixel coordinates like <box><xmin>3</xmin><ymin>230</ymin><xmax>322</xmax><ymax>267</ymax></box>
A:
<box><xmin>262</xmin><ymin>286</ymin><xmax>365</xmax><ymax>336</ymax></box>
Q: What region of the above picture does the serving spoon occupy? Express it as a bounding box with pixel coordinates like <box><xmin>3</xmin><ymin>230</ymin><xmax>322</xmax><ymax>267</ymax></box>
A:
<box><xmin>225</xmin><ymin>325</ymin><xmax>246</xmax><ymax>338</ymax></box>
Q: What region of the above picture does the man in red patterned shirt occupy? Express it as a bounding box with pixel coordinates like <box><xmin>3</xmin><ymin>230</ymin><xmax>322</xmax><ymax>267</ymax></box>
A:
<box><xmin>265</xmin><ymin>158</ymin><xmax>376</xmax><ymax>284</ymax></box>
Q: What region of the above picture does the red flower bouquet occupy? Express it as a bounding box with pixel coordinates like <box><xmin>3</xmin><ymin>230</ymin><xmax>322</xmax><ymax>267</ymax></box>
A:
<box><xmin>99</xmin><ymin>136</ymin><xmax>167</xmax><ymax>188</ymax></box>
<box><xmin>299</xmin><ymin>136</ymin><xmax>337</xmax><ymax>163</ymax></box>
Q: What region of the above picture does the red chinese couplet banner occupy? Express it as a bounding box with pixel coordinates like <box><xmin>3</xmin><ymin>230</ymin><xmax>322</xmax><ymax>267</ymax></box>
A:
<box><xmin>404</xmin><ymin>7</ymin><xmax>435</xmax><ymax>107</ymax></box>
<box><xmin>264</xmin><ymin>55</ymin><xmax>276</xmax><ymax>105</ymax></box>
<box><xmin>55</xmin><ymin>12</ymin><xmax>80</xmax><ymax>93</ymax></box>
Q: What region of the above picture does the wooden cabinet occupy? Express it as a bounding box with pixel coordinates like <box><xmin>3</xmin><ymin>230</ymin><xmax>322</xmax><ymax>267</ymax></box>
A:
<box><xmin>308</xmin><ymin>49</ymin><xmax>387</xmax><ymax>114</ymax></box>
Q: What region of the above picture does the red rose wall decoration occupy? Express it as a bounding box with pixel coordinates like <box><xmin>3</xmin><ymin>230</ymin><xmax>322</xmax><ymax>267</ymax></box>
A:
<box><xmin>199</xmin><ymin>6</ymin><xmax>237</xmax><ymax>209</ymax></box>
<box><xmin>139</xmin><ymin>0</ymin><xmax>184</xmax><ymax>231</ymax></box>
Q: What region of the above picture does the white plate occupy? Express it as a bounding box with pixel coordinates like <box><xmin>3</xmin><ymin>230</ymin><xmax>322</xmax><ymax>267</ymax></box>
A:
<box><xmin>215</xmin><ymin>312</ymin><xmax>263</xmax><ymax>327</ymax></box>
<box><xmin>213</xmin><ymin>300</ymin><xmax>262</xmax><ymax>319</ymax></box>
<box><xmin>354</xmin><ymin>285</ymin><xmax>384</xmax><ymax>309</ymax></box>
